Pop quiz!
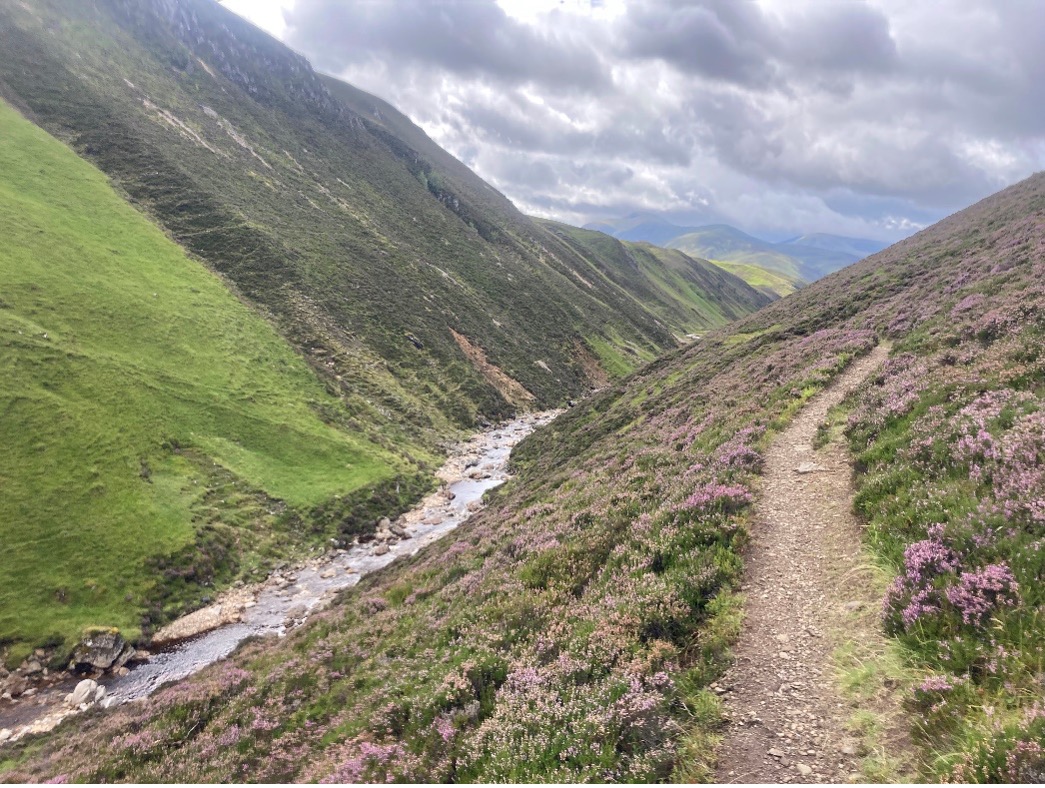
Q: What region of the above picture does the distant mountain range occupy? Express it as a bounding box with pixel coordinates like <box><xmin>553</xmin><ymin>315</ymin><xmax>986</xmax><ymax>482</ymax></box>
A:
<box><xmin>585</xmin><ymin>215</ymin><xmax>887</xmax><ymax>296</ymax></box>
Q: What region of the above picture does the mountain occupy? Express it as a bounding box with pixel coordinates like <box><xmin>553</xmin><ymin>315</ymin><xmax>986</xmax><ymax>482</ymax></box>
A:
<box><xmin>587</xmin><ymin>216</ymin><xmax>887</xmax><ymax>296</ymax></box>
<box><xmin>779</xmin><ymin>232</ymin><xmax>886</xmax><ymax>258</ymax></box>
<box><xmin>0</xmin><ymin>0</ymin><xmax>763</xmax><ymax>445</ymax></box>
<box><xmin>533</xmin><ymin>220</ymin><xmax>772</xmax><ymax>340</ymax></box>
<box><xmin>10</xmin><ymin>148</ymin><xmax>1043</xmax><ymax>781</ymax></box>
<box><xmin>0</xmin><ymin>0</ymin><xmax>766</xmax><ymax>656</ymax></box>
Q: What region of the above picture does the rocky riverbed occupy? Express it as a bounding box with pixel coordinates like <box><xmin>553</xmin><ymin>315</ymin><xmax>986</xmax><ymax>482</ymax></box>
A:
<box><xmin>0</xmin><ymin>410</ymin><xmax>558</xmax><ymax>745</ymax></box>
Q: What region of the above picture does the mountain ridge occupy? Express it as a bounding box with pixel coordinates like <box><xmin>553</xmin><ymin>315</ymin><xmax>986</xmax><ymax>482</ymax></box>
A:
<box><xmin>584</xmin><ymin>215</ymin><xmax>888</xmax><ymax>295</ymax></box>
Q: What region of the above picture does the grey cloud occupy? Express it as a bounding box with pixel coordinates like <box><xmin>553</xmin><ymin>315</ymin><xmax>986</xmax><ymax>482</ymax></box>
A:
<box><xmin>276</xmin><ymin>0</ymin><xmax>1045</xmax><ymax>243</ymax></box>
<box><xmin>781</xmin><ymin>3</ymin><xmax>897</xmax><ymax>76</ymax></box>
<box><xmin>283</xmin><ymin>0</ymin><xmax>608</xmax><ymax>91</ymax></box>
<box><xmin>622</xmin><ymin>0</ymin><xmax>775</xmax><ymax>87</ymax></box>
<box><xmin>618</xmin><ymin>0</ymin><xmax>897</xmax><ymax>90</ymax></box>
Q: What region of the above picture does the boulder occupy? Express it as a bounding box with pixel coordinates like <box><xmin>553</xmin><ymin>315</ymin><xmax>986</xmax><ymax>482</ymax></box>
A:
<box><xmin>3</xmin><ymin>675</ymin><xmax>29</xmax><ymax>698</ymax></box>
<box><xmin>65</xmin><ymin>679</ymin><xmax>97</xmax><ymax>708</ymax></box>
<box><xmin>373</xmin><ymin>544</ymin><xmax>390</xmax><ymax>556</ymax></box>
<box><xmin>69</xmin><ymin>629</ymin><xmax>134</xmax><ymax>672</ymax></box>
<box><xmin>0</xmin><ymin>728</ymin><xmax>11</xmax><ymax>743</ymax></box>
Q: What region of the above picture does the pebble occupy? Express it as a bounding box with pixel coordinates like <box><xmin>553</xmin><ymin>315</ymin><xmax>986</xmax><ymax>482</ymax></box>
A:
<box><xmin>796</xmin><ymin>763</ymin><xmax>813</xmax><ymax>777</ymax></box>
<box><xmin>768</xmin><ymin>748</ymin><xmax>785</xmax><ymax>758</ymax></box>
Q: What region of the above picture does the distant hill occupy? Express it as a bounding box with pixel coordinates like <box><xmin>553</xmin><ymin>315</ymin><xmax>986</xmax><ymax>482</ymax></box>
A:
<box><xmin>586</xmin><ymin>216</ymin><xmax>886</xmax><ymax>296</ymax></box>
<box><xmin>533</xmin><ymin>220</ymin><xmax>773</xmax><ymax>341</ymax></box>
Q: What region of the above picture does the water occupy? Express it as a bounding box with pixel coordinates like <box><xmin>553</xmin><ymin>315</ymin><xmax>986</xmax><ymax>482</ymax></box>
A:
<box><xmin>0</xmin><ymin>412</ymin><xmax>557</xmax><ymax>740</ymax></box>
<box><xmin>104</xmin><ymin>411</ymin><xmax>556</xmax><ymax>702</ymax></box>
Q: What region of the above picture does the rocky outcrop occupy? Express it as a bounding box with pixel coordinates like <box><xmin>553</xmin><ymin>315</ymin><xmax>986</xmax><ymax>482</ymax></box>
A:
<box><xmin>69</xmin><ymin>629</ymin><xmax>134</xmax><ymax>673</ymax></box>
<box><xmin>65</xmin><ymin>678</ymin><xmax>106</xmax><ymax>708</ymax></box>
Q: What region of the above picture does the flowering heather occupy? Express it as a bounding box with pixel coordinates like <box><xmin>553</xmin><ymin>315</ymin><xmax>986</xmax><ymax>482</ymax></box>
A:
<box><xmin>843</xmin><ymin>178</ymin><xmax>1045</xmax><ymax>780</ymax></box>
<box><xmin>7</xmin><ymin>176</ymin><xmax>1045</xmax><ymax>784</ymax></box>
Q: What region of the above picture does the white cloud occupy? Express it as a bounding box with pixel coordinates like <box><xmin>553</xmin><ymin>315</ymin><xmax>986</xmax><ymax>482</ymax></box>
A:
<box><xmin>228</xmin><ymin>0</ymin><xmax>1045</xmax><ymax>242</ymax></box>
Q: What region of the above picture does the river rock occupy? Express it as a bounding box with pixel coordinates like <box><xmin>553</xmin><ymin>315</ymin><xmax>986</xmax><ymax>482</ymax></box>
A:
<box><xmin>151</xmin><ymin>590</ymin><xmax>251</xmax><ymax>647</ymax></box>
<box><xmin>0</xmin><ymin>728</ymin><xmax>11</xmax><ymax>743</ymax></box>
<box><xmin>66</xmin><ymin>679</ymin><xmax>97</xmax><ymax>707</ymax></box>
<box><xmin>69</xmin><ymin>629</ymin><xmax>134</xmax><ymax>672</ymax></box>
<box><xmin>286</xmin><ymin>604</ymin><xmax>307</xmax><ymax>622</ymax></box>
<box><xmin>4</xmin><ymin>674</ymin><xmax>29</xmax><ymax>697</ymax></box>
<box><xmin>319</xmin><ymin>568</ymin><xmax>336</xmax><ymax>579</ymax></box>
<box><xmin>377</xmin><ymin>517</ymin><xmax>391</xmax><ymax>530</ymax></box>
<box><xmin>374</xmin><ymin>544</ymin><xmax>390</xmax><ymax>556</ymax></box>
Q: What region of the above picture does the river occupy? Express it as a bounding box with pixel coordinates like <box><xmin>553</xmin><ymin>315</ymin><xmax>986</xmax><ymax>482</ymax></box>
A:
<box><xmin>0</xmin><ymin>410</ymin><xmax>558</xmax><ymax>742</ymax></box>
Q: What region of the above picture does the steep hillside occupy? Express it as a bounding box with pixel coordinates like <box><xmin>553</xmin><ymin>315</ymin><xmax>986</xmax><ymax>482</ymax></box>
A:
<box><xmin>533</xmin><ymin>220</ymin><xmax>771</xmax><ymax>338</ymax></box>
<box><xmin>315</xmin><ymin>83</ymin><xmax>773</xmax><ymax>344</ymax></box>
<box><xmin>0</xmin><ymin>98</ymin><xmax>428</xmax><ymax>660</ymax></box>
<box><xmin>8</xmin><ymin>157</ymin><xmax>1041</xmax><ymax>786</ymax></box>
<box><xmin>0</xmin><ymin>0</ymin><xmax>765</xmax><ymax>440</ymax></box>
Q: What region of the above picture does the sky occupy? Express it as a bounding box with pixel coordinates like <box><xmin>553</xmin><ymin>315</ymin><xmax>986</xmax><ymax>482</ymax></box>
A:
<box><xmin>221</xmin><ymin>0</ymin><xmax>1045</xmax><ymax>242</ymax></box>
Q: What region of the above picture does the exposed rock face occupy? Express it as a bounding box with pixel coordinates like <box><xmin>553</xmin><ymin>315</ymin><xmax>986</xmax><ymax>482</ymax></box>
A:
<box><xmin>69</xmin><ymin>629</ymin><xmax>135</xmax><ymax>672</ymax></box>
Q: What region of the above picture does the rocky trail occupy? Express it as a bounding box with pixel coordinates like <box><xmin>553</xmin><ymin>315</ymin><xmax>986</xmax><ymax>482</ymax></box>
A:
<box><xmin>713</xmin><ymin>344</ymin><xmax>905</xmax><ymax>784</ymax></box>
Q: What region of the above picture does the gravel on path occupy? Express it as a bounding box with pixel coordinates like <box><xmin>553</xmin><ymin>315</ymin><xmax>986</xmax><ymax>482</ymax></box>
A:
<box><xmin>713</xmin><ymin>345</ymin><xmax>894</xmax><ymax>784</ymax></box>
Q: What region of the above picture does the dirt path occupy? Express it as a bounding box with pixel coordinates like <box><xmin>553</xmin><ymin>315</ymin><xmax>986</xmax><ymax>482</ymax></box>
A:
<box><xmin>713</xmin><ymin>345</ymin><xmax>895</xmax><ymax>784</ymax></box>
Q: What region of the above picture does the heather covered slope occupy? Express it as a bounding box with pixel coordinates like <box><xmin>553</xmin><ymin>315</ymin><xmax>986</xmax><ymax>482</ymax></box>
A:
<box><xmin>0</xmin><ymin>0</ymin><xmax>765</xmax><ymax>436</ymax></box>
<box><xmin>1</xmin><ymin>1</ymin><xmax>1042</xmax><ymax>779</ymax></box>
<box><xmin>11</xmin><ymin>173</ymin><xmax>1045</xmax><ymax>786</ymax></box>
<box><xmin>0</xmin><ymin>99</ymin><xmax>424</xmax><ymax>661</ymax></box>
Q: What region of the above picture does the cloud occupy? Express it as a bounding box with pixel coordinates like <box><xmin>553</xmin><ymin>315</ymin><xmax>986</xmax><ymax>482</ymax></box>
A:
<box><xmin>268</xmin><ymin>0</ymin><xmax>1045</xmax><ymax>241</ymax></box>
<box><xmin>284</xmin><ymin>0</ymin><xmax>608</xmax><ymax>91</ymax></box>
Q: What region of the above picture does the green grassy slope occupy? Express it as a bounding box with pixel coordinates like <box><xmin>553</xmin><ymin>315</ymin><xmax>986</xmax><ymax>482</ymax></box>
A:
<box><xmin>663</xmin><ymin>226</ymin><xmax>806</xmax><ymax>296</ymax></box>
<box><xmin>534</xmin><ymin>220</ymin><xmax>772</xmax><ymax>335</ymax></box>
<box><xmin>0</xmin><ymin>98</ymin><xmax>424</xmax><ymax>657</ymax></box>
<box><xmin>709</xmin><ymin>260</ymin><xmax>803</xmax><ymax>298</ymax></box>
<box><xmin>8</xmin><ymin>169</ymin><xmax>1043</xmax><ymax>782</ymax></box>
<box><xmin>0</xmin><ymin>0</ymin><xmax>766</xmax><ymax>438</ymax></box>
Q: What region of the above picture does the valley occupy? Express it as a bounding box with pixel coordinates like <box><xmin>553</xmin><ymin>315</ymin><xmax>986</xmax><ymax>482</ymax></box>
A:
<box><xmin>0</xmin><ymin>410</ymin><xmax>555</xmax><ymax>745</ymax></box>
<box><xmin>1</xmin><ymin>0</ymin><xmax>1043</xmax><ymax>784</ymax></box>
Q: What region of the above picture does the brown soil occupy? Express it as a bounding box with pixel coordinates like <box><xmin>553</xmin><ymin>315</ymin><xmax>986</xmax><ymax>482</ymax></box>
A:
<box><xmin>449</xmin><ymin>328</ymin><xmax>536</xmax><ymax>407</ymax></box>
<box><xmin>713</xmin><ymin>345</ymin><xmax>903</xmax><ymax>784</ymax></box>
